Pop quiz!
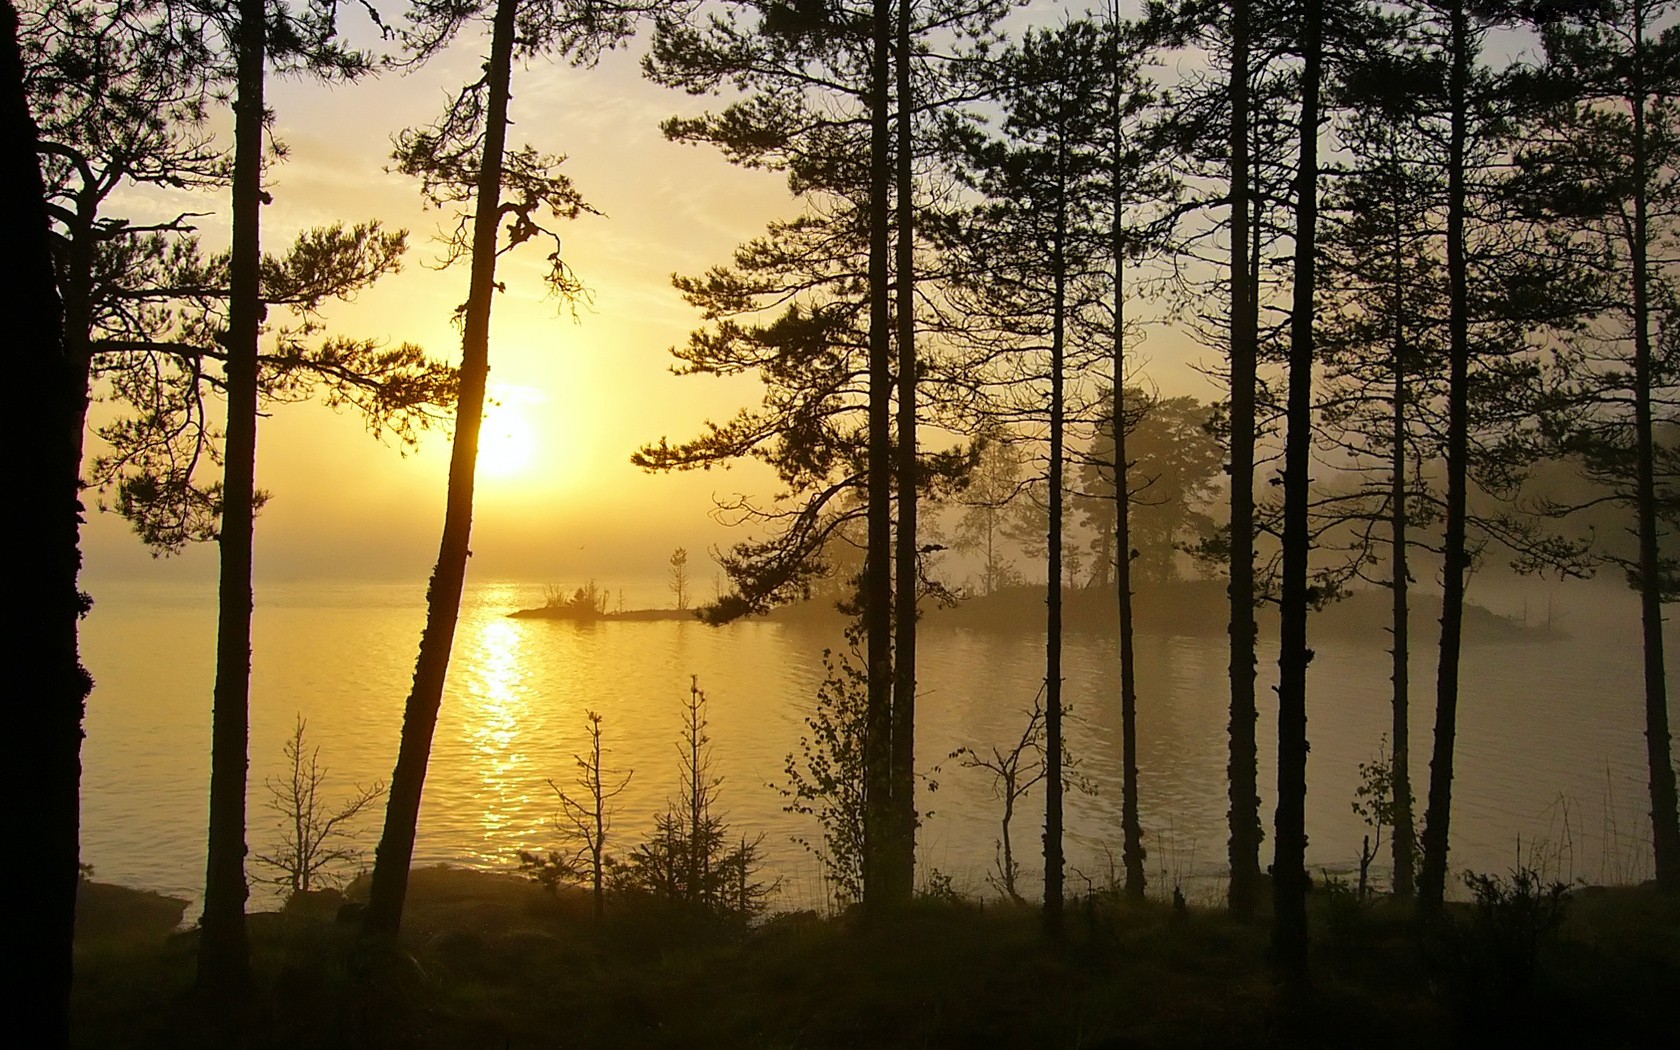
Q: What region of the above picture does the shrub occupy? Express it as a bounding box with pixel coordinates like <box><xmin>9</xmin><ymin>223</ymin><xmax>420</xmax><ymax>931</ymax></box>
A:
<box><xmin>613</xmin><ymin>677</ymin><xmax>772</xmax><ymax>921</ymax></box>
<box><xmin>254</xmin><ymin>716</ymin><xmax>383</xmax><ymax>898</ymax></box>
<box><xmin>775</xmin><ymin>636</ymin><xmax>868</xmax><ymax>908</ymax></box>
<box><xmin>518</xmin><ymin>710</ymin><xmax>630</xmax><ymax>917</ymax></box>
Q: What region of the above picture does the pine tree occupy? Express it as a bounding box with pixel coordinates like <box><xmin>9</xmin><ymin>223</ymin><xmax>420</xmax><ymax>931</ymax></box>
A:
<box><xmin>365</xmin><ymin>0</ymin><xmax>625</xmax><ymax>940</ymax></box>
<box><xmin>1518</xmin><ymin>0</ymin><xmax>1680</xmax><ymax>892</ymax></box>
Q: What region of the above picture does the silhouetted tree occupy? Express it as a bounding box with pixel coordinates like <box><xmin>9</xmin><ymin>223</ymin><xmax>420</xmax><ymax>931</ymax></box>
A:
<box><xmin>1144</xmin><ymin>0</ymin><xmax>1302</xmax><ymax>920</ymax></box>
<box><xmin>888</xmin><ymin>0</ymin><xmax>919</xmax><ymax>909</ymax></box>
<box><xmin>638</xmin><ymin>0</ymin><xmax>897</xmax><ymax>906</ymax></box>
<box><xmin>1152</xmin><ymin>0</ymin><xmax>1269</xmax><ymax>922</ymax></box>
<box><xmin>83</xmin><ymin>223</ymin><xmax>454</xmax><ymax>548</ymax></box>
<box><xmin>1079</xmin><ymin>395</ymin><xmax>1223</xmax><ymax>585</ymax></box>
<box><xmin>1518</xmin><ymin>0</ymin><xmax>1680</xmax><ymax>892</ymax></box>
<box><xmin>1317</xmin><ymin>8</ymin><xmax>1594</xmax><ymax>902</ymax></box>
<box><xmin>946</xmin><ymin>21</ymin><xmax>1118</xmax><ymax>936</ymax></box>
<box><xmin>779</xmin><ymin>634</ymin><xmax>870</xmax><ymax>906</ymax></box>
<box><xmin>23</xmin><ymin>3</ymin><xmax>452</xmax><ymax>552</ymax></box>
<box><xmin>950</xmin><ymin>696</ymin><xmax>1048</xmax><ymax>904</ymax></box>
<box><xmin>365</xmin><ymin>0</ymin><xmax>619</xmax><ymax>940</ymax></box>
<box><xmin>253</xmin><ymin>717</ymin><xmax>384</xmax><ymax>897</ymax></box>
<box><xmin>192</xmin><ymin>0</ymin><xmax>381</xmax><ymax>997</ymax></box>
<box><xmin>22</xmin><ymin>0</ymin><xmax>222</xmax><ymax>479</ymax></box>
<box><xmin>1271</xmin><ymin>0</ymin><xmax>1321</xmax><ymax>980</ymax></box>
<box><xmin>1316</xmin><ymin>87</ymin><xmax>1446</xmax><ymax>902</ymax></box>
<box><xmin>6</xmin><ymin>0</ymin><xmax>91</xmax><ymax>1039</ymax></box>
<box><xmin>670</xmin><ymin>547</ymin><xmax>690</xmax><ymax>611</ymax></box>
<box><xmin>639</xmin><ymin>0</ymin><xmax>999</xmax><ymax>912</ymax></box>
<box><xmin>520</xmin><ymin>710</ymin><xmax>632</xmax><ymax>917</ymax></box>
<box><xmin>613</xmin><ymin>678</ymin><xmax>772</xmax><ymax>919</ymax></box>
<box><xmin>950</xmin><ymin>426</ymin><xmax>1029</xmax><ymax>595</ymax></box>
<box><xmin>1093</xmin><ymin>6</ymin><xmax>1175</xmax><ymax>902</ymax></box>
<box><xmin>1416</xmin><ymin>0</ymin><xmax>1553</xmax><ymax>918</ymax></box>
<box><xmin>200</xmin><ymin>0</ymin><xmax>267</xmax><ymax>997</ymax></box>
<box><xmin>1184</xmin><ymin>0</ymin><xmax>1267</xmax><ymax>920</ymax></box>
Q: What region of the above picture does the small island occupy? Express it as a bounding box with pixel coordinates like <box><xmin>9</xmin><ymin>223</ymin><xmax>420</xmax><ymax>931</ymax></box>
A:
<box><xmin>508</xmin><ymin>580</ymin><xmax>701</xmax><ymax>623</ymax></box>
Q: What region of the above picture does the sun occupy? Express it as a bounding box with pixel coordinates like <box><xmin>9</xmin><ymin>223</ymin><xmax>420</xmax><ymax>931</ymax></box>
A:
<box><xmin>477</xmin><ymin>404</ymin><xmax>536</xmax><ymax>479</ymax></box>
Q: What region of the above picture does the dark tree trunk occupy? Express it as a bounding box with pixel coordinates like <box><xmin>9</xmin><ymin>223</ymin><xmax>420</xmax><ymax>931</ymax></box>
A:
<box><xmin>1419</xmin><ymin>0</ymin><xmax>1471</xmax><ymax>918</ymax></box>
<box><xmin>363</xmin><ymin>0</ymin><xmax>515</xmax><ymax>938</ymax></box>
<box><xmin>1389</xmin><ymin>200</ymin><xmax>1415</xmax><ymax>902</ymax></box>
<box><xmin>863</xmin><ymin>0</ymin><xmax>895</xmax><ymax>916</ymax></box>
<box><xmin>1043</xmin><ymin>159</ymin><xmax>1068</xmax><ymax>940</ymax></box>
<box><xmin>1627</xmin><ymin>11</ymin><xmax>1680</xmax><ymax>891</ymax></box>
<box><xmin>197</xmin><ymin>0</ymin><xmax>265</xmax><ymax>995</ymax></box>
<box><xmin>1111</xmin><ymin>55</ymin><xmax>1144</xmax><ymax>899</ymax></box>
<box><xmin>888</xmin><ymin>0</ymin><xmax>918</xmax><ymax>905</ymax></box>
<box><xmin>1226</xmin><ymin>0</ymin><xmax>1263</xmax><ymax>921</ymax></box>
<box><xmin>7</xmin><ymin>1</ymin><xmax>90</xmax><ymax>1039</ymax></box>
<box><xmin>1272</xmin><ymin>0</ymin><xmax>1319</xmax><ymax>979</ymax></box>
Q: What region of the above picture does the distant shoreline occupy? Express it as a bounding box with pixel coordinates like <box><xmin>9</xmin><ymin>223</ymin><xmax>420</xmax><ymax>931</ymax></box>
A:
<box><xmin>509</xmin><ymin>580</ymin><xmax>1563</xmax><ymax>643</ymax></box>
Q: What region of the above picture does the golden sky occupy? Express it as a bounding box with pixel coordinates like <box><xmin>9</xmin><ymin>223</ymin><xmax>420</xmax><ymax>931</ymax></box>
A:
<box><xmin>80</xmin><ymin>10</ymin><xmax>1215</xmax><ymax>595</ymax></box>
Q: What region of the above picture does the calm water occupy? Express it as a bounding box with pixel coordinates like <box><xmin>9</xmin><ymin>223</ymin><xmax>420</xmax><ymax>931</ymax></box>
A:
<box><xmin>80</xmin><ymin>575</ymin><xmax>1676</xmax><ymax>913</ymax></box>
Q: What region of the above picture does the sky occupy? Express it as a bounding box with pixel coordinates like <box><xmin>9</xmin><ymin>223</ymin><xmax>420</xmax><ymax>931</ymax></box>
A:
<box><xmin>79</xmin><ymin>4</ymin><xmax>1218</xmax><ymax>593</ymax></box>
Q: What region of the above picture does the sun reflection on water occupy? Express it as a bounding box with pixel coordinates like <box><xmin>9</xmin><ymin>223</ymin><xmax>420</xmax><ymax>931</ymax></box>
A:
<box><xmin>458</xmin><ymin>617</ymin><xmax>546</xmax><ymax>855</ymax></box>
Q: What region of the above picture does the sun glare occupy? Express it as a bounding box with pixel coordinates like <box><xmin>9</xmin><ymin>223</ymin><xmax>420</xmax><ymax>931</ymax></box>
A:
<box><xmin>477</xmin><ymin>405</ymin><xmax>537</xmax><ymax>479</ymax></box>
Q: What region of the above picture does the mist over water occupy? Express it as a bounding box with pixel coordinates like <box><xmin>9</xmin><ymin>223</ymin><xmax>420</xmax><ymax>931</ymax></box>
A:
<box><xmin>80</xmin><ymin>575</ymin><xmax>1676</xmax><ymax>913</ymax></box>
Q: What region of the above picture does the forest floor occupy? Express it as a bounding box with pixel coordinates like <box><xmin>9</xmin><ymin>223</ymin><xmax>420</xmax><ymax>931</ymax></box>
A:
<box><xmin>72</xmin><ymin>865</ymin><xmax>1677</xmax><ymax>1048</ymax></box>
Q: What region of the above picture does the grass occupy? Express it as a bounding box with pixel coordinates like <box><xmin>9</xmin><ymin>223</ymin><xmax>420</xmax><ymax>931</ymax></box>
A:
<box><xmin>71</xmin><ymin>866</ymin><xmax>1679</xmax><ymax>1048</ymax></box>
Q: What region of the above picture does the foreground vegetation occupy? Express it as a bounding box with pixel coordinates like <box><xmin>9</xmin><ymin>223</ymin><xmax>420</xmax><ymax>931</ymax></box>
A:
<box><xmin>73</xmin><ymin>866</ymin><xmax>1678</xmax><ymax>1049</ymax></box>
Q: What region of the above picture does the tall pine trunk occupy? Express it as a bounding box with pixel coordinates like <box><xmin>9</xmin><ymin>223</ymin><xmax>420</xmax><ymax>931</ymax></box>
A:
<box><xmin>197</xmin><ymin>0</ymin><xmax>265</xmax><ymax>993</ymax></box>
<box><xmin>1419</xmin><ymin>0</ymin><xmax>1471</xmax><ymax>917</ymax></box>
<box><xmin>1627</xmin><ymin>11</ymin><xmax>1680</xmax><ymax>890</ymax></box>
<box><xmin>1388</xmin><ymin>195</ymin><xmax>1415</xmax><ymax>901</ymax></box>
<box><xmin>888</xmin><ymin>0</ymin><xmax>918</xmax><ymax>904</ymax></box>
<box><xmin>1043</xmin><ymin>150</ymin><xmax>1068</xmax><ymax>940</ymax></box>
<box><xmin>1272</xmin><ymin>0</ymin><xmax>1319</xmax><ymax>977</ymax></box>
<box><xmin>363</xmin><ymin>0</ymin><xmax>515</xmax><ymax>937</ymax></box>
<box><xmin>862</xmin><ymin>0</ymin><xmax>895</xmax><ymax>915</ymax></box>
<box><xmin>1111</xmin><ymin>30</ymin><xmax>1145</xmax><ymax>897</ymax></box>
<box><xmin>1226</xmin><ymin>0</ymin><xmax>1263</xmax><ymax>920</ymax></box>
<box><xmin>8</xmin><ymin>1</ymin><xmax>91</xmax><ymax>1038</ymax></box>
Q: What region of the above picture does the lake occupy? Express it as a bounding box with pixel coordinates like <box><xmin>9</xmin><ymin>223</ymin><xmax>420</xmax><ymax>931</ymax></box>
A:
<box><xmin>79</xmin><ymin>574</ymin><xmax>1676</xmax><ymax>913</ymax></box>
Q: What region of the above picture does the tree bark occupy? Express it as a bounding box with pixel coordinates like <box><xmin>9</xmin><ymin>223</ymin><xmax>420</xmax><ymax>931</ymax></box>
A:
<box><xmin>1419</xmin><ymin>0</ymin><xmax>1471</xmax><ymax>918</ymax></box>
<box><xmin>7</xmin><ymin>1</ymin><xmax>91</xmax><ymax>1039</ymax></box>
<box><xmin>197</xmin><ymin>0</ymin><xmax>265</xmax><ymax>995</ymax></box>
<box><xmin>1272</xmin><ymin>0</ymin><xmax>1319</xmax><ymax>978</ymax></box>
<box><xmin>363</xmin><ymin>0</ymin><xmax>516</xmax><ymax>938</ymax></box>
<box><xmin>1226</xmin><ymin>0</ymin><xmax>1263</xmax><ymax>921</ymax></box>
<box><xmin>888</xmin><ymin>0</ymin><xmax>918</xmax><ymax>905</ymax></box>
<box><xmin>862</xmin><ymin>0</ymin><xmax>895</xmax><ymax>916</ymax></box>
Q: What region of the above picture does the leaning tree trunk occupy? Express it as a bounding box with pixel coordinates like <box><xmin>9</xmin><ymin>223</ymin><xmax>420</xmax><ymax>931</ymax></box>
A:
<box><xmin>1419</xmin><ymin>0</ymin><xmax>1471</xmax><ymax>918</ymax></box>
<box><xmin>1226</xmin><ymin>0</ymin><xmax>1263</xmax><ymax>921</ymax></box>
<box><xmin>1627</xmin><ymin>21</ymin><xmax>1680</xmax><ymax>890</ymax></box>
<box><xmin>362</xmin><ymin>0</ymin><xmax>515</xmax><ymax>938</ymax></box>
<box><xmin>197</xmin><ymin>0</ymin><xmax>265</xmax><ymax>996</ymax></box>
<box><xmin>7</xmin><ymin>1</ymin><xmax>92</xmax><ymax>1040</ymax></box>
<box><xmin>1272</xmin><ymin>0</ymin><xmax>1319</xmax><ymax>979</ymax></box>
<box><xmin>862</xmin><ymin>0</ymin><xmax>895</xmax><ymax>917</ymax></box>
<box><xmin>888</xmin><ymin>0</ymin><xmax>919</xmax><ymax>906</ymax></box>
